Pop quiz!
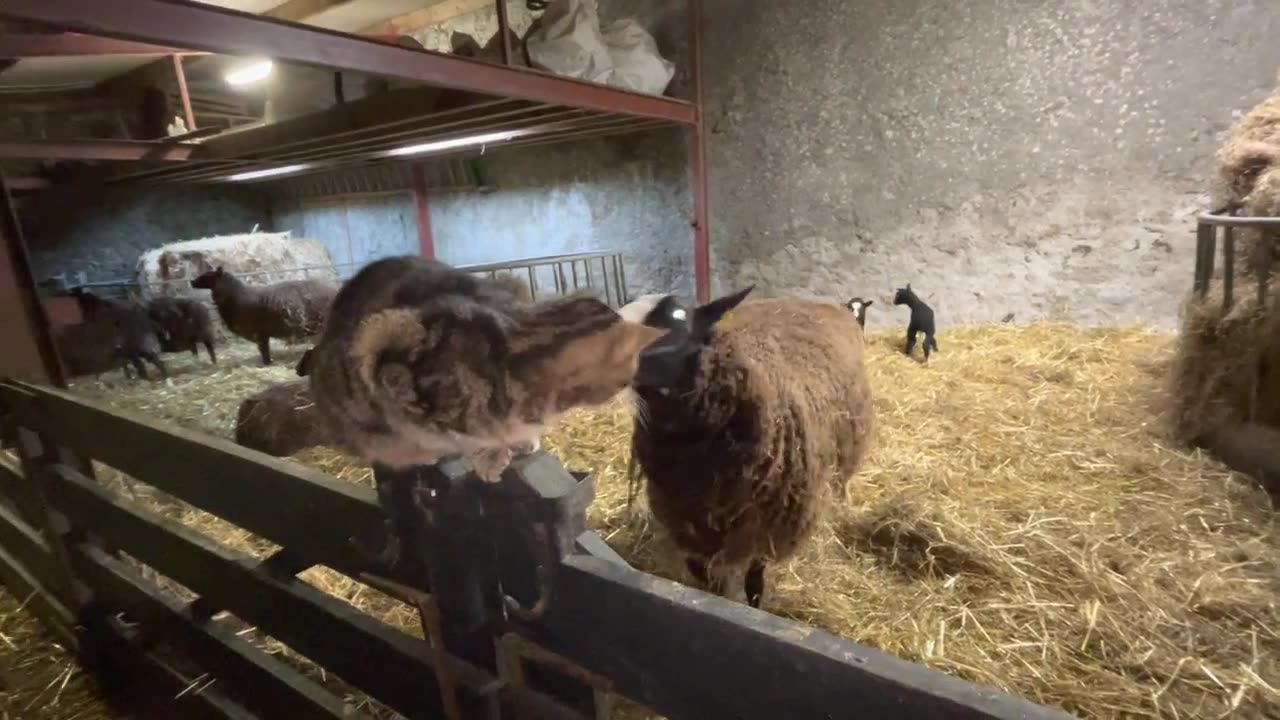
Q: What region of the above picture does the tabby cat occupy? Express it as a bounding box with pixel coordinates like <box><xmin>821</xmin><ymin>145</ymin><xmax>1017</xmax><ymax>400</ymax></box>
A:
<box><xmin>306</xmin><ymin>256</ymin><xmax>664</xmax><ymax>482</ymax></box>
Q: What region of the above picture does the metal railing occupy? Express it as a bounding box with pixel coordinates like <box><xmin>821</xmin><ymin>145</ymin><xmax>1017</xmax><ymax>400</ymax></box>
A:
<box><xmin>57</xmin><ymin>249</ymin><xmax>631</xmax><ymax>309</ymax></box>
<box><xmin>1193</xmin><ymin>211</ymin><xmax>1280</xmax><ymax>306</ymax></box>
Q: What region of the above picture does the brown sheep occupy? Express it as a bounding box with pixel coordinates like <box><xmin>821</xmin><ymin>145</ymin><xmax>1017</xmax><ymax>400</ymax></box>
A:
<box><xmin>147</xmin><ymin>296</ymin><xmax>217</xmax><ymax>364</ymax></box>
<box><xmin>234</xmin><ymin>380</ymin><xmax>330</xmax><ymax>457</ymax></box>
<box><xmin>621</xmin><ymin>289</ymin><xmax>875</xmax><ymax>609</ymax></box>
<box><xmin>190</xmin><ymin>267</ymin><xmax>337</xmax><ymax>366</ymax></box>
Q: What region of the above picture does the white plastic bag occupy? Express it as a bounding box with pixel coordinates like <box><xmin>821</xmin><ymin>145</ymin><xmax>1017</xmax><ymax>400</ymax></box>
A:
<box><xmin>601</xmin><ymin>18</ymin><xmax>675</xmax><ymax>95</ymax></box>
<box><xmin>525</xmin><ymin>0</ymin><xmax>614</xmax><ymax>85</ymax></box>
<box><xmin>525</xmin><ymin>0</ymin><xmax>675</xmax><ymax>96</ymax></box>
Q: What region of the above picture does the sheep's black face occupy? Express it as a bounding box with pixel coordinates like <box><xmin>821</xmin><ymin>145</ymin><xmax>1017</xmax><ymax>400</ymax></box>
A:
<box><xmin>619</xmin><ymin>286</ymin><xmax>754</xmax><ymax>393</ymax></box>
<box><xmin>191</xmin><ymin>267</ymin><xmax>224</xmax><ymax>290</ymax></box>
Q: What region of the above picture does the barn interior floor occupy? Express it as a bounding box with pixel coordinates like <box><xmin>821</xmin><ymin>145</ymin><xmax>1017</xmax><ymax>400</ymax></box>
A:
<box><xmin>44</xmin><ymin>323</ymin><xmax>1280</xmax><ymax>719</ymax></box>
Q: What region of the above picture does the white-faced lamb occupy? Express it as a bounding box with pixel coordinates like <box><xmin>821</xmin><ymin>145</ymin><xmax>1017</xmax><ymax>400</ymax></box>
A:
<box><xmin>845</xmin><ymin>296</ymin><xmax>874</xmax><ymax>328</ymax></box>
<box><xmin>190</xmin><ymin>267</ymin><xmax>337</xmax><ymax>366</ymax></box>
<box><xmin>620</xmin><ymin>288</ymin><xmax>875</xmax><ymax>608</ymax></box>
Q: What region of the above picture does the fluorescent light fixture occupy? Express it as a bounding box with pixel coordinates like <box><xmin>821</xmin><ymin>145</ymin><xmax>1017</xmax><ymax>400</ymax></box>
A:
<box><xmin>225</xmin><ymin>59</ymin><xmax>274</xmax><ymax>86</ymax></box>
<box><xmin>224</xmin><ymin>163</ymin><xmax>312</xmax><ymax>182</ymax></box>
<box><xmin>384</xmin><ymin>129</ymin><xmax>529</xmax><ymax>158</ymax></box>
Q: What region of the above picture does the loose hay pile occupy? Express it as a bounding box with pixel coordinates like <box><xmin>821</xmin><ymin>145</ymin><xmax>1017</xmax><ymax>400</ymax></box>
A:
<box><xmin>1164</xmin><ymin>278</ymin><xmax>1280</xmax><ymax>445</ymax></box>
<box><xmin>65</xmin><ymin>324</ymin><xmax>1280</xmax><ymax>719</ymax></box>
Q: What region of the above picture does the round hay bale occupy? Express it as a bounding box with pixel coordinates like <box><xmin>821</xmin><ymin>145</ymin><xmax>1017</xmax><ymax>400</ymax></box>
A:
<box><xmin>234</xmin><ymin>380</ymin><xmax>330</xmax><ymax>457</ymax></box>
<box><xmin>1163</xmin><ymin>275</ymin><xmax>1280</xmax><ymax>445</ymax></box>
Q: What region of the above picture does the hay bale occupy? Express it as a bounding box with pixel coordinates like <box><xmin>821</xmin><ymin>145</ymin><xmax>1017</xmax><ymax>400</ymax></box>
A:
<box><xmin>1164</xmin><ymin>276</ymin><xmax>1280</xmax><ymax>444</ymax></box>
<box><xmin>1213</xmin><ymin>91</ymin><xmax>1280</xmax><ymax>271</ymax></box>
<box><xmin>234</xmin><ymin>380</ymin><xmax>330</xmax><ymax>457</ymax></box>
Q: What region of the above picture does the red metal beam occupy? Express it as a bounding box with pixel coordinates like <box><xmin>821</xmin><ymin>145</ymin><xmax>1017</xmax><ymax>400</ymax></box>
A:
<box><xmin>0</xmin><ymin>175</ymin><xmax>66</xmax><ymax>386</ymax></box>
<box><xmin>412</xmin><ymin>165</ymin><xmax>435</xmax><ymax>259</ymax></box>
<box><xmin>0</xmin><ymin>0</ymin><xmax>697</xmax><ymax>125</ymax></box>
<box><xmin>171</xmin><ymin>54</ymin><xmax>196</xmax><ymax>132</ymax></box>
<box><xmin>0</xmin><ymin>139</ymin><xmax>199</xmax><ymax>161</ymax></box>
<box><xmin>0</xmin><ymin>31</ymin><xmax>201</xmax><ymax>57</ymax></box>
<box><xmin>688</xmin><ymin>0</ymin><xmax>710</xmax><ymax>303</ymax></box>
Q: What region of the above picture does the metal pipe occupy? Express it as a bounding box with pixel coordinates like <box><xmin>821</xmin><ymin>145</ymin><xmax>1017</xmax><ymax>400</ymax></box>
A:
<box><xmin>1222</xmin><ymin>226</ymin><xmax>1235</xmax><ymax>309</ymax></box>
<box><xmin>495</xmin><ymin>0</ymin><xmax>513</xmax><ymax>66</ymax></box>
<box><xmin>411</xmin><ymin>165</ymin><xmax>435</xmax><ymax>259</ymax></box>
<box><xmin>687</xmin><ymin>0</ymin><xmax>710</xmax><ymax>303</ymax></box>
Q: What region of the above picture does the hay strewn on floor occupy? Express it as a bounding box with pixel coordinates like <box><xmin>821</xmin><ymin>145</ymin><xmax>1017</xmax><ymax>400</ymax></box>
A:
<box><xmin>64</xmin><ymin>324</ymin><xmax>1280</xmax><ymax>719</ymax></box>
<box><xmin>0</xmin><ymin>587</ymin><xmax>112</xmax><ymax>720</ymax></box>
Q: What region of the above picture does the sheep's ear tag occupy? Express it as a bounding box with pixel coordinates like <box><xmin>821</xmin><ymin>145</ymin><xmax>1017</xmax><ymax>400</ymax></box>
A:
<box><xmin>719</xmin><ymin>310</ymin><xmax>736</xmax><ymax>328</ymax></box>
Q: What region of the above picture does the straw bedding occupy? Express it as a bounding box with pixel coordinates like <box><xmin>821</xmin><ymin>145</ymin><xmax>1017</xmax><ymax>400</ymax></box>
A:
<box><xmin>31</xmin><ymin>323</ymin><xmax>1280</xmax><ymax>719</ymax></box>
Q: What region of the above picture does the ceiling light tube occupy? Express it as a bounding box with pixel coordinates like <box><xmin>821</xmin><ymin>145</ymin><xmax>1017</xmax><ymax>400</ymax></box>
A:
<box><xmin>384</xmin><ymin>129</ymin><xmax>529</xmax><ymax>158</ymax></box>
<box><xmin>224</xmin><ymin>163</ymin><xmax>311</xmax><ymax>182</ymax></box>
<box><xmin>225</xmin><ymin>59</ymin><xmax>274</xmax><ymax>86</ymax></box>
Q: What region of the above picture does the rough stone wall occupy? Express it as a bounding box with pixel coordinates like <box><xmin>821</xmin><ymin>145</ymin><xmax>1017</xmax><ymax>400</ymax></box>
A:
<box><xmin>21</xmin><ymin>185</ymin><xmax>267</xmax><ymax>285</ymax></box>
<box><xmin>701</xmin><ymin>0</ymin><xmax>1280</xmax><ymax>328</ymax></box>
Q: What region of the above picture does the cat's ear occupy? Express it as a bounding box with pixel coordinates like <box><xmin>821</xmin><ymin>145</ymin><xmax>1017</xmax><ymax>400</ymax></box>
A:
<box><xmin>350</xmin><ymin>308</ymin><xmax>428</xmax><ymax>392</ymax></box>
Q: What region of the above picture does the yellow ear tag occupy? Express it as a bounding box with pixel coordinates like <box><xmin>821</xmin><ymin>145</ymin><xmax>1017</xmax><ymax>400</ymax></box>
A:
<box><xmin>719</xmin><ymin>311</ymin><xmax>735</xmax><ymax>329</ymax></box>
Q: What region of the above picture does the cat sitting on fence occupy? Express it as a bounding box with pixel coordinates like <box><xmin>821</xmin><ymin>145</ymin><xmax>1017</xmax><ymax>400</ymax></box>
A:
<box><xmin>306</xmin><ymin>256</ymin><xmax>663</xmax><ymax>482</ymax></box>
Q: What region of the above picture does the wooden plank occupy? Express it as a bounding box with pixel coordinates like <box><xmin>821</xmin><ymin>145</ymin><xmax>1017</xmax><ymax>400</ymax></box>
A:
<box><xmin>364</xmin><ymin>0</ymin><xmax>493</xmax><ymax>34</ymax></box>
<box><xmin>0</xmin><ymin>381</ymin><xmax>391</xmax><ymax>580</ymax></box>
<box><xmin>70</xmin><ymin>543</ymin><xmax>357</xmax><ymax>720</ymax></box>
<box><xmin>530</xmin><ymin>556</ymin><xmax>1074</xmax><ymax>720</ymax></box>
<box><xmin>88</xmin><ymin>616</ymin><xmax>259</xmax><ymax>720</ymax></box>
<box><xmin>0</xmin><ymin>498</ymin><xmax>59</xmax><ymax>595</ymax></box>
<box><xmin>264</xmin><ymin>0</ymin><xmax>358</xmax><ymax>23</ymax></box>
<box><xmin>46</xmin><ymin>463</ymin><xmax>468</xmax><ymax>719</ymax></box>
<box><xmin>0</xmin><ymin>539</ymin><xmax>75</xmax><ymax>648</ymax></box>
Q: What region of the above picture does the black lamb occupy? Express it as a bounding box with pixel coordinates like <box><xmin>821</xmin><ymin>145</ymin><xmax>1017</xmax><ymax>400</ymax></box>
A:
<box><xmin>70</xmin><ymin>289</ymin><xmax>168</xmax><ymax>380</ymax></box>
<box><xmin>845</xmin><ymin>296</ymin><xmax>874</xmax><ymax>329</ymax></box>
<box><xmin>892</xmin><ymin>283</ymin><xmax>939</xmax><ymax>361</ymax></box>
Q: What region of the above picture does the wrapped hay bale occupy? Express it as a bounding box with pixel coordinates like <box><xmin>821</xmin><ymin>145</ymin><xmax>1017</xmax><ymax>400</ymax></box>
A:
<box><xmin>234</xmin><ymin>380</ymin><xmax>330</xmax><ymax>457</ymax></box>
<box><xmin>1164</xmin><ymin>276</ymin><xmax>1280</xmax><ymax>445</ymax></box>
<box><xmin>1213</xmin><ymin>92</ymin><xmax>1280</xmax><ymax>271</ymax></box>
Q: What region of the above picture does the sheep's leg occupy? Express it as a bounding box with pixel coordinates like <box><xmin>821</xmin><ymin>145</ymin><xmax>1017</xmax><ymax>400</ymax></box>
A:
<box><xmin>685</xmin><ymin>558</ymin><xmax>726</xmax><ymax>597</ymax></box>
<box><xmin>744</xmin><ymin>560</ymin><xmax>767</xmax><ymax>609</ymax></box>
<box><xmin>257</xmin><ymin>335</ymin><xmax>272</xmax><ymax>366</ymax></box>
<box><xmin>904</xmin><ymin>321</ymin><xmax>919</xmax><ymax>356</ymax></box>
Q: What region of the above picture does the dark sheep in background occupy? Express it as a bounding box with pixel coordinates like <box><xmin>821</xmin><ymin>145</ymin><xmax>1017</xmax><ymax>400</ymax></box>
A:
<box><xmin>69</xmin><ymin>289</ymin><xmax>167</xmax><ymax>380</ymax></box>
<box><xmin>147</xmin><ymin>296</ymin><xmax>218</xmax><ymax>364</ymax></box>
<box><xmin>621</xmin><ymin>289</ymin><xmax>875</xmax><ymax>609</ymax></box>
<box><xmin>845</xmin><ymin>296</ymin><xmax>874</xmax><ymax>329</ymax></box>
<box><xmin>893</xmin><ymin>284</ymin><xmax>939</xmax><ymax>361</ymax></box>
<box><xmin>190</xmin><ymin>267</ymin><xmax>337</xmax><ymax>366</ymax></box>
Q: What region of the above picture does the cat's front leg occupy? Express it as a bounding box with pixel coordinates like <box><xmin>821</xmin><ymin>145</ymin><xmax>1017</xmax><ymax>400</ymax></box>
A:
<box><xmin>471</xmin><ymin>446</ymin><xmax>514</xmax><ymax>483</ymax></box>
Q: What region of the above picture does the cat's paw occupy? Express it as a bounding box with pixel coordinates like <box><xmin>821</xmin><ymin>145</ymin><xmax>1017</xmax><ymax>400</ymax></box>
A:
<box><xmin>471</xmin><ymin>447</ymin><xmax>513</xmax><ymax>483</ymax></box>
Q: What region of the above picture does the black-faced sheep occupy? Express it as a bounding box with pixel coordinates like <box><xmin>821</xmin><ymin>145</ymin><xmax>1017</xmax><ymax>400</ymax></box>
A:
<box><xmin>190</xmin><ymin>267</ymin><xmax>337</xmax><ymax>366</ymax></box>
<box><xmin>845</xmin><ymin>296</ymin><xmax>874</xmax><ymax>328</ymax></box>
<box><xmin>147</xmin><ymin>296</ymin><xmax>217</xmax><ymax>364</ymax></box>
<box><xmin>893</xmin><ymin>284</ymin><xmax>939</xmax><ymax>361</ymax></box>
<box><xmin>69</xmin><ymin>289</ymin><xmax>167</xmax><ymax>380</ymax></box>
<box><xmin>620</xmin><ymin>289</ymin><xmax>875</xmax><ymax>608</ymax></box>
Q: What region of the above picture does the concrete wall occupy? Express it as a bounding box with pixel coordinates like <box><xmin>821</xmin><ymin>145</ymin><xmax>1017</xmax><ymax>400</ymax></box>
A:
<box><xmin>272</xmin><ymin>194</ymin><xmax>418</xmax><ymax>278</ymax></box>
<box><xmin>430</xmin><ymin>128</ymin><xmax>693</xmax><ymax>295</ymax></box>
<box><xmin>21</xmin><ymin>185</ymin><xmax>266</xmax><ymax>285</ymax></box>
<box><xmin>701</xmin><ymin>0</ymin><xmax>1280</xmax><ymax>328</ymax></box>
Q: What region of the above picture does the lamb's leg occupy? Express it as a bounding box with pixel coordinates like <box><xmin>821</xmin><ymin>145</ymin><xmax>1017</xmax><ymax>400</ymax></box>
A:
<box><xmin>904</xmin><ymin>321</ymin><xmax>919</xmax><ymax>356</ymax></box>
<box><xmin>744</xmin><ymin>560</ymin><xmax>767</xmax><ymax>609</ymax></box>
<box><xmin>130</xmin><ymin>356</ymin><xmax>149</xmax><ymax>381</ymax></box>
<box><xmin>923</xmin><ymin>333</ymin><xmax>934</xmax><ymax>362</ymax></box>
<box><xmin>143</xmin><ymin>352</ymin><xmax>167</xmax><ymax>380</ymax></box>
<box><xmin>257</xmin><ymin>335</ymin><xmax>272</xmax><ymax>366</ymax></box>
<box><xmin>204</xmin><ymin>338</ymin><xmax>217</xmax><ymax>364</ymax></box>
<box><xmin>685</xmin><ymin>558</ymin><xmax>726</xmax><ymax>597</ymax></box>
